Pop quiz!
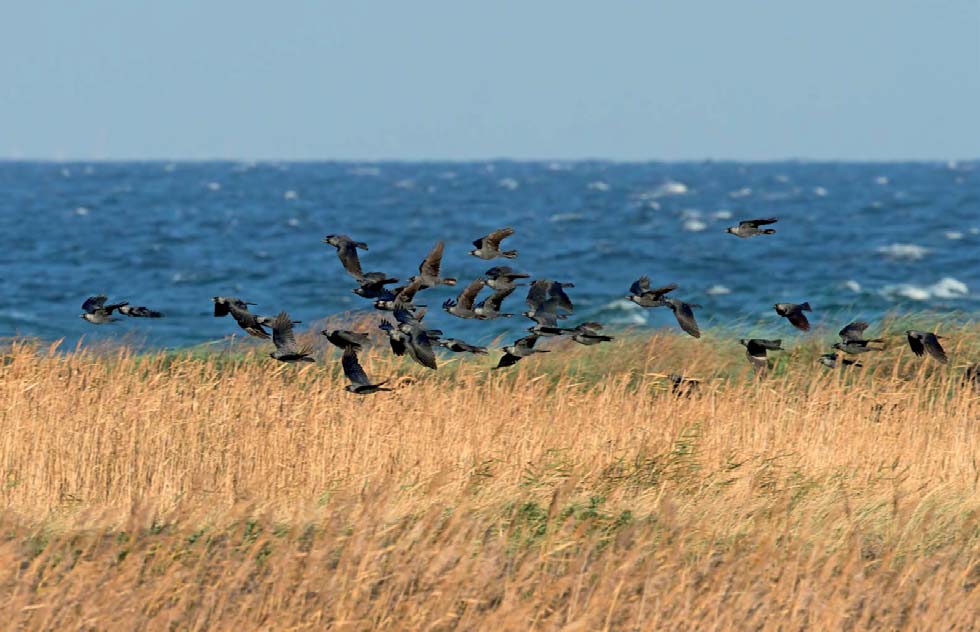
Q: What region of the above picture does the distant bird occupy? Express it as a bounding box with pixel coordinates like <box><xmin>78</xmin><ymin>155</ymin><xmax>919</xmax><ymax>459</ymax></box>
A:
<box><xmin>374</xmin><ymin>279</ymin><xmax>425</xmax><ymax>312</ymax></box>
<box><xmin>79</xmin><ymin>295</ymin><xmax>128</xmax><ymax>324</ymax></box>
<box><xmin>484</xmin><ymin>266</ymin><xmax>530</xmax><ymax>291</ymax></box>
<box><xmin>118</xmin><ymin>304</ymin><xmax>163</xmax><ymax>318</ymax></box>
<box><xmin>322</xmin><ymin>329</ymin><xmax>370</xmax><ymax>351</ymax></box>
<box><xmin>494</xmin><ymin>334</ymin><xmax>549</xmax><ymax>369</ymax></box>
<box><xmin>833</xmin><ymin>321</ymin><xmax>884</xmax><ymax>355</ymax></box>
<box><xmin>740</xmin><ymin>338</ymin><xmax>782</xmax><ymax>373</ymax></box>
<box><xmin>526</xmin><ymin>279</ymin><xmax>574</xmax><ymax>314</ymax></box>
<box><xmin>726</xmin><ymin>218</ymin><xmax>778</xmax><ymax>238</ymax></box>
<box><xmin>774</xmin><ymin>302</ymin><xmax>812</xmax><ymax>331</ymax></box>
<box><xmin>211</xmin><ymin>297</ymin><xmax>271</xmax><ymax>339</ymax></box>
<box><xmin>905</xmin><ymin>330</ymin><xmax>947</xmax><ymax>364</ymax></box>
<box><xmin>443</xmin><ymin>278</ymin><xmax>485</xmax><ymax>319</ymax></box>
<box><xmin>627</xmin><ymin>277</ymin><xmax>678</xmax><ymax>308</ymax></box>
<box><xmin>412</xmin><ymin>241</ymin><xmax>457</xmax><ymax>288</ymax></box>
<box><xmin>341</xmin><ymin>348</ymin><xmax>391</xmax><ymax>394</ymax></box>
<box><xmin>437</xmin><ymin>338</ymin><xmax>488</xmax><ymax>354</ymax></box>
<box><xmin>665</xmin><ymin>298</ymin><xmax>701</xmax><ymax>338</ymax></box>
<box><xmin>470</xmin><ymin>227</ymin><xmax>517</xmax><ymax>260</ymax></box>
<box><xmin>269</xmin><ymin>312</ymin><xmax>314</xmax><ymax>363</ymax></box>
<box><xmin>570</xmin><ymin>322</ymin><xmax>614</xmax><ymax>346</ymax></box>
<box><xmin>474</xmin><ymin>286</ymin><xmax>516</xmax><ymax>320</ymax></box>
<box><xmin>819</xmin><ymin>353</ymin><xmax>862</xmax><ymax>369</ymax></box>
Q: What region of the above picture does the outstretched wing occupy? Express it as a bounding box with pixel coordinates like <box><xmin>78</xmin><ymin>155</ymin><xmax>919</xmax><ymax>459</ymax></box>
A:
<box><xmin>336</xmin><ymin>242</ymin><xmax>365</xmax><ymax>279</ymax></box>
<box><xmin>839</xmin><ymin>321</ymin><xmax>869</xmax><ymax>342</ymax></box>
<box><xmin>907</xmin><ymin>332</ymin><xmax>925</xmax><ymax>357</ymax></box>
<box><xmin>419</xmin><ymin>241</ymin><xmax>444</xmax><ymax>277</ymax></box>
<box><xmin>457</xmin><ymin>277</ymin><xmax>485</xmax><ymax>310</ymax></box>
<box><xmin>228</xmin><ymin>304</ymin><xmax>270</xmax><ymax>339</ymax></box>
<box><xmin>923</xmin><ymin>333</ymin><xmax>948</xmax><ymax>363</ymax></box>
<box><xmin>486</xmin><ymin>286</ymin><xmax>516</xmax><ymax>310</ymax></box>
<box><xmin>629</xmin><ymin>276</ymin><xmax>650</xmax><ymax>295</ymax></box>
<box><xmin>82</xmin><ymin>295</ymin><xmax>108</xmax><ymax>313</ymax></box>
<box><xmin>786</xmin><ymin>310</ymin><xmax>810</xmax><ymax>331</ymax></box>
<box><xmin>483</xmin><ymin>227</ymin><xmax>515</xmax><ymax>250</ymax></box>
<box><xmin>271</xmin><ymin>311</ymin><xmax>298</xmax><ymax>352</ymax></box>
<box><xmin>742</xmin><ymin>218</ymin><xmax>778</xmax><ymax>228</ymax></box>
<box><xmin>341</xmin><ymin>348</ymin><xmax>371</xmax><ymax>386</ymax></box>
<box><xmin>669</xmin><ymin>300</ymin><xmax>700</xmax><ymax>338</ymax></box>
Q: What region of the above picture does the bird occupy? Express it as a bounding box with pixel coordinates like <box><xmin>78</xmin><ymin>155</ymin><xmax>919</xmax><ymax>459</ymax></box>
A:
<box><xmin>494</xmin><ymin>334</ymin><xmax>549</xmax><ymax>369</ymax></box>
<box><xmin>740</xmin><ymin>338</ymin><xmax>782</xmax><ymax>373</ymax></box>
<box><xmin>437</xmin><ymin>338</ymin><xmax>488</xmax><ymax>354</ymax></box>
<box><xmin>268</xmin><ymin>312</ymin><xmax>315</xmax><ymax>363</ymax></box>
<box><xmin>378</xmin><ymin>321</ymin><xmax>409</xmax><ymax>357</ymax></box>
<box><xmin>374</xmin><ymin>279</ymin><xmax>425</xmax><ymax>312</ymax></box>
<box><xmin>211</xmin><ymin>297</ymin><xmax>271</xmax><ymax>339</ymax></box>
<box><xmin>665</xmin><ymin>298</ymin><xmax>701</xmax><ymax>338</ymax></box>
<box><xmin>79</xmin><ymin>295</ymin><xmax>128</xmax><ymax>324</ymax></box>
<box><xmin>905</xmin><ymin>330</ymin><xmax>947</xmax><ymax>364</ymax></box>
<box><xmin>322</xmin><ymin>329</ymin><xmax>370</xmax><ymax>351</ymax></box>
<box><xmin>411</xmin><ymin>241</ymin><xmax>457</xmax><ymax>288</ymax></box>
<box><xmin>570</xmin><ymin>322</ymin><xmax>614</xmax><ymax>346</ymax></box>
<box><xmin>341</xmin><ymin>348</ymin><xmax>391</xmax><ymax>394</ymax></box>
<box><xmin>484</xmin><ymin>266</ymin><xmax>530</xmax><ymax>291</ymax></box>
<box><xmin>819</xmin><ymin>353</ymin><xmax>862</xmax><ymax>369</ymax></box>
<box><xmin>117</xmin><ymin>304</ymin><xmax>163</xmax><ymax>318</ymax></box>
<box><xmin>474</xmin><ymin>286</ymin><xmax>516</xmax><ymax>320</ymax></box>
<box><xmin>470</xmin><ymin>227</ymin><xmax>517</xmax><ymax>259</ymax></box>
<box><xmin>726</xmin><ymin>218</ymin><xmax>778</xmax><ymax>238</ymax></box>
<box><xmin>668</xmin><ymin>374</ymin><xmax>701</xmax><ymax>397</ymax></box>
<box><xmin>443</xmin><ymin>278</ymin><xmax>485</xmax><ymax>319</ymax></box>
<box><xmin>774</xmin><ymin>302</ymin><xmax>812</xmax><ymax>331</ymax></box>
<box><xmin>353</xmin><ymin>274</ymin><xmax>401</xmax><ymax>300</ymax></box>
<box><xmin>963</xmin><ymin>364</ymin><xmax>980</xmax><ymax>392</ymax></box>
<box><xmin>626</xmin><ymin>277</ymin><xmax>678</xmax><ymax>308</ymax></box>
<box><xmin>323</xmin><ymin>234</ymin><xmax>397</xmax><ymax>290</ymax></box>
<box><xmin>526</xmin><ymin>279</ymin><xmax>574</xmax><ymax>314</ymax></box>
<box><xmin>833</xmin><ymin>322</ymin><xmax>884</xmax><ymax>355</ymax></box>
<box><xmin>380</xmin><ymin>307</ymin><xmax>441</xmax><ymax>370</ymax></box>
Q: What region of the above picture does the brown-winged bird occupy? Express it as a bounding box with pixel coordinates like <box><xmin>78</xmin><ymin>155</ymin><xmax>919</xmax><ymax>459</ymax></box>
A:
<box><xmin>443</xmin><ymin>278</ymin><xmax>485</xmax><ymax>319</ymax></box>
<box><xmin>726</xmin><ymin>218</ymin><xmax>777</xmax><ymax>238</ymax></box>
<box><xmin>322</xmin><ymin>330</ymin><xmax>370</xmax><ymax>351</ymax></box>
<box><xmin>470</xmin><ymin>227</ymin><xmax>517</xmax><ymax>260</ymax></box>
<box><xmin>212</xmin><ymin>296</ymin><xmax>270</xmax><ymax>339</ymax></box>
<box><xmin>774</xmin><ymin>302</ymin><xmax>812</xmax><ymax>331</ymax></box>
<box><xmin>341</xmin><ymin>348</ymin><xmax>392</xmax><ymax>394</ymax></box>
<box><xmin>412</xmin><ymin>241</ymin><xmax>457</xmax><ymax>288</ymax></box>
<box><xmin>905</xmin><ymin>330</ymin><xmax>947</xmax><ymax>364</ymax></box>
<box><xmin>269</xmin><ymin>311</ymin><xmax>315</xmax><ymax>363</ymax></box>
<box><xmin>627</xmin><ymin>277</ymin><xmax>678</xmax><ymax>308</ymax></box>
<box><xmin>832</xmin><ymin>321</ymin><xmax>884</xmax><ymax>355</ymax></box>
<box><xmin>80</xmin><ymin>295</ymin><xmax>128</xmax><ymax>324</ymax></box>
<box><xmin>665</xmin><ymin>298</ymin><xmax>701</xmax><ymax>338</ymax></box>
<box><xmin>494</xmin><ymin>334</ymin><xmax>549</xmax><ymax>369</ymax></box>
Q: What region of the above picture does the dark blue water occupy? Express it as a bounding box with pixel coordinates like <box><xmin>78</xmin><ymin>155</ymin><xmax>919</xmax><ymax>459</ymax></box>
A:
<box><xmin>1</xmin><ymin>160</ymin><xmax>977</xmax><ymax>349</ymax></box>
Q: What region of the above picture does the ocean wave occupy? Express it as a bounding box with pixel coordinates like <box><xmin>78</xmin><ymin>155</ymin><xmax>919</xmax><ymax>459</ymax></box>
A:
<box><xmin>706</xmin><ymin>285</ymin><xmax>731</xmax><ymax>295</ymax></box>
<box><xmin>588</xmin><ymin>181</ymin><xmax>610</xmax><ymax>191</ymax></box>
<box><xmin>498</xmin><ymin>178</ymin><xmax>519</xmax><ymax>190</ymax></box>
<box><xmin>879</xmin><ymin>277</ymin><xmax>968</xmax><ymax>301</ymax></box>
<box><xmin>600</xmin><ymin>299</ymin><xmax>649</xmax><ymax>325</ymax></box>
<box><xmin>877</xmin><ymin>243</ymin><xmax>929</xmax><ymax>260</ymax></box>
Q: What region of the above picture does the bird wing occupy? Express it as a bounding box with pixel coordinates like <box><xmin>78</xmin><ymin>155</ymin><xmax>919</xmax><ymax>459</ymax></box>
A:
<box><xmin>82</xmin><ymin>295</ymin><xmax>108</xmax><ymax>313</ymax></box>
<box><xmin>515</xmin><ymin>334</ymin><xmax>541</xmax><ymax>351</ymax></box>
<box><xmin>336</xmin><ymin>242</ymin><xmax>365</xmax><ymax>278</ymax></box>
<box><xmin>271</xmin><ymin>311</ymin><xmax>298</xmax><ymax>352</ymax></box>
<box><xmin>213</xmin><ymin>300</ymin><xmax>231</xmax><ymax>317</ymax></box>
<box><xmin>394</xmin><ymin>278</ymin><xmax>424</xmax><ymax>303</ymax></box>
<box><xmin>742</xmin><ymin>218</ymin><xmax>778</xmax><ymax>227</ymax></box>
<box><xmin>486</xmin><ymin>286</ymin><xmax>516</xmax><ymax>310</ymax></box>
<box><xmin>647</xmin><ymin>283</ymin><xmax>678</xmax><ymax>298</ymax></box>
<box><xmin>407</xmin><ymin>331</ymin><xmax>438</xmax><ymax>369</ymax></box>
<box><xmin>228</xmin><ymin>304</ymin><xmax>270</xmax><ymax>339</ymax></box>
<box><xmin>577</xmin><ymin>322</ymin><xmax>604</xmax><ymax>332</ymax></box>
<box><xmin>526</xmin><ymin>280</ymin><xmax>550</xmax><ymax>309</ymax></box>
<box><xmin>906</xmin><ymin>332</ymin><xmax>925</xmax><ymax>357</ymax></box>
<box><xmin>923</xmin><ymin>333</ymin><xmax>948</xmax><ymax>363</ymax></box>
<box><xmin>494</xmin><ymin>353</ymin><xmax>522</xmax><ymax>369</ymax></box>
<box><xmin>669</xmin><ymin>300</ymin><xmax>701</xmax><ymax>338</ymax></box>
<box><xmin>786</xmin><ymin>310</ymin><xmax>810</xmax><ymax>331</ymax></box>
<box><xmin>483</xmin><ymin>227</ymin><xmax>515</xmax><ymax>250</ymax></box>
<box><xmin>629</xmin><ymin>276</ymin><xmax>651</xmax><ymax>295</ymax></box>
<box><xmin>457</xmin><ymin>277</ymin><xmax>485</xmax><ymax>310</ymax></box>
<box><xmin>418</xmin><ymin>241</ymin><xmax>444</xmax><ymax>277</ymax></box>
<box><xmin>341</xmin><ymin>348</ymin><xmax>371</xmax><ymax>386</ymax></box>
<box><xmin>839</xmin><ymin>321</ymin><xmax>869</xmax><ymax>342</ymax></box>
<box><xmin>550</xmin><ymin>283</ymin><xmax>574</xmax><ymax>311</ymax></box>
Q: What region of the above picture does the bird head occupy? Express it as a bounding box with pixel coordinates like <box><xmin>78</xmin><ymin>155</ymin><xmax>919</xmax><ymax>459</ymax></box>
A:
<box><xmin>738</xmin><ymin>339</ymin><xmax>749</xmax><ymax>347</ymax></box>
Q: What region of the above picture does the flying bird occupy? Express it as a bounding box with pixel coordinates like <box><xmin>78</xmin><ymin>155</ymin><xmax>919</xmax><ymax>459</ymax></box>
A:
<box><xmin>627</xmin><ymin>277</ymin><xmax>678</xmax><ymax>308</ymax></box>
<box><xmin>79</xmin><ymin>295</ymin><xmax>128</xmax><ymax>324</ymax></box>
<box><xmin>212</xmin><ymin>296</ymin><xmax>271</xmax><ymax>339</ymax></box>
<box><xmin>322</xmin><ymin>330</ymin><xmax>370</xmax><ymax>351</ymax></box>
<box><xmin>665</xmin><ymin>298</ymin><xmax>701</xmax><ymax>338</ymax></box>
<box><xmin>484</xmin><ymin>266</ymin><xmax>530</xmax><ymax>291</ymax></box>
<box><xmin>341</xmin><ymin>348</ymin><xmax>391</xmax><ymax>394</ymax></box>
<box><xmin>774</xmin><ymin>302</ymin><xmax>812</xmax><ymax>331</ymax></box>
<box><xmin>833</xmin><ymin>321</ymin><xmax>884</xmax><ymax>355</ymax></box>
<box><xmin>323</xmin><ymin>234</ymin><xmax>398</xmax><ymax>290</ymax></box>
<box><xmin>570</xmin><ymin>322</ymin><xmax>614</xmax><ymax>346</ymax></box>
<box><xmin>905</xmin><ymin>330</ymin><xmax>947</xmax><ymax>364</ymax></box>
<box><xmin>437</xmin><ymin>338</ymin><xmax>488</xmax><ymax>354</ymax></box>
<box><xmin>443</xmin><ymin>278</ymin><xmax>485</xmax><ymax>319</ymax></box>
<box><xmin>740</xmin><ymin>338</ymin><xmax>782</xmax><ymax>373</ymax></box>
<box><xmin>819</xmin><ymin>353</ymin><xmax>862</xmax><ymax>369</ymax></box>
<box><xmin>117</xmin><ymin>304</ymin><xmax>163</xmax><ymax>318</ymax></box>
<box><xmin>526</xmin><ymin>279</ymin><xmax>574</xmax><ymax>314</ymax></box>
<box><xmin>374</xmin><ymin>279</ymin><xmax>425</xmax><ymax>312</ymax></box>
<box><xmin>212</xmin><ymin>296</ymin><xmax>254</xmax><ymax>317</ymax></box>
<box><xmin>726</xmin><ymin>218</ymin><xmax>778</xmax><ymax>238</ymax></box>
<box><xmin>412</xmin><ymin>241</ymin><xmax>457</xmax><ymax>288</ymax></box>
<box><xmin>494</xmin><ymin>334</ymin><xmax>549</xmax><ymax>369</ymax></box>
<box><xmin>474</xmin><ymin>286</ymin><xmax>516</xmax><ymax>320</ymax></box>
<box><xmin>470</xmin><ymin>227</ymin><xmax>518</xmax><ymax>260</ymax></box>
<box><xmin>269</xmin><ymin>312</ymin><xmax>315</xmax><ymax>363</ymax></box>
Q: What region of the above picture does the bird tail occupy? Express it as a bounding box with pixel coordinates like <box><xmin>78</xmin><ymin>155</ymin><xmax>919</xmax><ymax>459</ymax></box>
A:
<box><xmin>443</xmin><ymin>278</ymin><xmax>458</xmax><ymax>286</ymax></box>
<box><xmin>761</xmin><ymin>229</ymin><xmax>776</xmax><ymax>235</ymax></box>
<box><xmin>800</xmin><ymin>302</ymin><xmax>812</xmax><ymax>311</ymax></box>
<box><xmin>502</xmin><ymin>250</ymin><xmax>518</xmax><ymax>259</ymax></box>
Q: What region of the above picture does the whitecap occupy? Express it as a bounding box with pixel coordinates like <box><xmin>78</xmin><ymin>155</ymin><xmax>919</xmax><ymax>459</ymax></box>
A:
<box><xmin>283</xmin><ymin>190</ymin><xmax>298</xmax><ymax>200</ymax></box>
<box><xmin>931</xmin><ymin>277</ymin><xmax>969</xmax><ymax>298</ymax></box>
<box><xmin>945</xmin><ymin>231</ymin><xmax>963</xmax><ymax>240</ymax></box>
<box><xmin>729</xmin><ymin>187</ymin><xmax>752</xmax><ymax>198</ymax></box>
<box><xmin>706</xmin><ymin>285</ymin><xmax>731</xmax><ymax>296</ymax></box>
<box><xmin>879</xmin><ymin>277</ymin><xmax>968</xmax><ymax>302</ymax></box>
<box><xmin>683</xmin><ymin>219</ymin><xmax>706</xmax><ymax>232</ymax></box>
<box><xmin>650</xmin><ymin>180</ymin><xmax>688</xmax><ymax>197</ymax></box>
<box><xmin>287</xmin><ymin>218</ymin><xmax>300</xmax><ymax>227</ymax></box>
<box><xmin>349</xmin><ymin>166</ymin><xmax>381</xmax><ymax>176</ymax></box>
<box><xmin>498</xmin><ymin>178</ymin><xmax>519</xmax><ymax>190</ymax></box>
<box><xmin>970</xmin><ymin>228</ymin><xmax>979</xmax><ymax>235</ymax></box>
<box><xmin>61</xmin><ymin>168</ymin><xmax>71</xmax><ymax>178</ymax></box>
<box><xmin>712</xmin><ymin>210</ymin><xmax>733</xmax><ymax>220</ymax></box>
<box><xmin>549</xmin><ymin>212</ymin><xmax>586</xmax><ymax>223</ymax></box>
<box><xmin>394</xmin><ymin>179</ymin><xmax>415</xmax><ymax>189</ymax></box>
<box><xmin>207</xmin><ymin>182</ymin><xmax>221</xmax><ymax>191</ymax></box>
<box><xmin>877</xmin><ymin>243</ymin><xmax>929</xmax><ymax>260</ymax></box>
<box><xmin>588</xmin><ymin>181</ymin><xmax>610</xmax><ymax>191</ymax></box>
<box><xmin>603</xmin><ymin>299</ymin><xmax>648</xmax><ymax>325</ymax></box>
<box><xmin>875</xmin><ymin>176</ymin><xmax>889</xmax><ymax>185</ymax></box>
<box><xmin>844</xmin><ymin>280</ymin><xmax>862</xmax><ymax>292</ymax></box>
<box><xmin>74</xmin><ymin>207</ymin><xmax>89</xmax><ymax>216</ymax></box>
<box><xmin>813</xmin><ymin>186</ymin><xmax>828</xmax><ymax>197</ymax></box>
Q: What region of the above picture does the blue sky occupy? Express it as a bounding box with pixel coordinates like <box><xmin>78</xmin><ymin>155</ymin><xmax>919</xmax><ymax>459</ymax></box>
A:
<box><xmin>1</xmin><ymin>1</ymin><xmax>977</xmax><ymax>161</ymax></box>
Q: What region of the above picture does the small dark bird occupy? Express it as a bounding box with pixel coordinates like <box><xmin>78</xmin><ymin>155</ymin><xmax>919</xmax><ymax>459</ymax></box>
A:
<box><xmin>570</xmin><ymin>322</ymin><xmax>614</xmax><ymax>346</ymax></box>
<box><xmin>353</xmin><ymin>274</ymin><xmax>400</xmax><ymax>299</ymax></box>
<box><xmin>80</xmin><ymin>295</ymin><xmax>128</xmax><ymax>324</ymax></box>
<box><xmin>378</xmin><ymin>321</ymin><xmax>408</xmax><ymax>357</ymax></box>
<box><xmin>774</xmin><ymin>302</ymin><xmax>812</xmax><ymax>331</ymax></box>
<box><xmin>740</xmin><ymin>338</ymin><xmax>782</xmax><ymax>373</ymax></box>
<box><xmin>322</xmin><ymin>329</ymin><xmax>370</xmax><ymax>351</ymax></box>
<box><xmin>833</xmin><ymin>321</ymin><xmax>884</xmax><ymax>355</ymax></box>
<box><xmin>668</xmin><ymin>374</ymin><xmax>700</xmax><ymax>397</ymax></box>
<box><xmin>905</xmin><ymin>330</ymin><xmax>947</xmax><ymax>364</ymax></box>
<box><xmin>627</xmin><ymin>277</ymin><xmax>678</xmax><ymax>308</ymax></box>
<box><xmin>726</xmin><ymin>218</ymin><xmax>778</xmax><ymax>238</ymax></box>
<box><xmin>470</xmin><ymin>227</ymin><xmax>518</xmax><ymax>260</ymax></box>
<box><xmin>374</xmin><ymin>279</ymin><xmax>425</xmax><ymax>312</ymax></box>
<box><xmin>494</xmin><ymin>334</ymin><xmax>549</xmax><ymax>369</ymax></box>
<box><xmin>443</xmin><ymin>278</ymin><xmax>485</xmax><ymax>319</ymax></box>
<box><xmin>665</xmin><ymin>298</ymin><xmax>701</xmax><ymax>338</ymax></box>
<box><xmin>211</xmin><ymin>297</ymin><xmax>271</xmax><ymax>339</ymax></box>
<box><xmin>526</xmin><ymin>279</ymin><xmax>575</xmax><ymax>314</ymax></box>
<box><xmin>484</xmin><ymin>266</ymin><xmax>530</xmax><ymax>291</ymax></box>
<box><xmin>819</xmin><ymin>353</ymin><xmax>862</xmax><ymax>369</ymax></box>
<box><xmin>437</xmin><ymin>338</ymin><xmax>488</xmax><ymax>354</ymax></box>
<box><xmin>115</xmin><ymin>304</ymin><xmax>163</xmax><ymax>318</ymax></box>
<box><xmin>388</xmin><ymin>307</ymin><xmax>441</xmax><ymax>370</ymax></box>
<box><xmin>212</xmin><ymin>296</ymin><xmax>254</xmax><ymax>317</ymax></box>
<box><xmin>474</xmin><ymin>286</ymin><xmax>516</xmax><ymax>320</ymax></box>
<box><xmin>412</xmin><ymin>241</ymin><xmax>457</xmax><ymax>288</ymax></box>
<box><xmin>269</xmin><ymin>312</ymin><xmax>315</xmax><ymax>363</ymax></box>
<box><xmin>341</xmin><ymin>348</ymin><xmax>391</xmax><ymax>394</ymax></box>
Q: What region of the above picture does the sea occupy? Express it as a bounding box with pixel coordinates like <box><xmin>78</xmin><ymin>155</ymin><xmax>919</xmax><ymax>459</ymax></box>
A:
<box><xmin>0</xmin><ymin>160</ymin><xmax>977</xmax><ymax>349</ymax></box>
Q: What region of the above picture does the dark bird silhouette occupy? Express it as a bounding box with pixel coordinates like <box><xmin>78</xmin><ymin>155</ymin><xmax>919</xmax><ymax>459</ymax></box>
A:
<box><xmin>526</xmin><ymin>279</ymin><xmax>574</xmax><ymax>315</ymax></box>
<box><xmin>484</xmin><ymin>266</ymin><xmax>530</xmax><ymax>291</ymax></box>
<box><xmin>443</xmin><ymin>278</ymin><xmax>485</xmax><ymax>319</ymax></box>
<box><xmin>412</xmin><ymin>241</ymin><xmax>457</xmax><ymax>288</ymax></box>
<box><xmin>80</xmin><ymin>295</ymin><xmax>128</xmax><ymax>324</ymax></box>
<box><xmin>905</xmin><ymin>330</ymin><xmax>947</xmax><ymax>364</ymax></box>
<box><xmin>774</xmin><ymin>302</ymin><xmax>812</xmax><ymax>331</ymax></box>
<box><xmin>322</xmin><ymin>330</ymin><xmax>370</xmax><ymax>351</ymax></box>
<box><xmin>385</xmin><ymin>307</ymin><xmax>441</xmax><ymax>370</ymax></box>
<box><xmin>341</xmin><ymin>348</ymin><xmax>391</xmax><ymax>394</ymax></box>
<box><xmin>374</xmin><ymin>279</ymin><xmax>425</xmax><ymax>312</ymax></box>
<box><xmin>474</xmin><ymin>286</ymin><xmax>516</xmax><ymax>320</ymax></box>
<box><xmin>269</xmin><ymin>312</ymin><xmax>315</xmax><ymax>363</ymax></box>
<box><xmin>726</xmin><ymin>218</ymin><xmax>778</xmax><ymax>238</ymax></box>
<box><xmin>668</xmin><ymin>374</ymin><xmax>700</xmax><ymax>397</ymax></box>
<box><xmin>833</xmin><ymin>321</ymin><xmax>884</xmax><ymax>355</ymax></box>
<box><xmin>437</xmin><ymin>338</ymin><xmax>488</xmax><ymax>354</ymax></box>
<box><xmin>665</xmin><ymin>298</ymin><xmax>701</xmax><ymax>338</ymax></box>
<box><xmin>117</xmin><ymin>305</ymin><xmax>163</xmax><ymax>318</ymax></box>
<box><xmin>470</xmin><ymin>227</ymin><xmax>517</xmax><ymax>259</ymax></box>
<box><xmin>353</xmin><ymin>274</ymin><xmax>400</xmax><ymax>299</ymax></box>
<box><xmin>627</xmin><ymin>277</ymin><xmax>678</xmax><ymax>308</ymax></box>
<box><xmin>494</xmin><ymin>334</ymin><xmax>549</xmax><ymax>369</ymax></box>
<box><xmin>378</xmin><ymin>321</ymin><xmax>408</xmax><ymax>357</ymax></box>
<box><xmin>740</xmin><ymin>338</ymin><xmax>782</xmax><ymax>373</ymax></box>
<box><xmin>211</xmin><ymin>297</ymin><xmax>271</xmax><ymax>339</ymax></box>
<box><xmin>570</xmin><ymin>322</ymin><xmax>614</xmax><ymax>346</ymax></box>
<box><xmin>212</xmin><ymin>296</ymin><xmax>254</xmax><ymax>317</ymax></box>
<box><xmin>323</xmin><ymin>234</ymin><xmax>397</xmax><ymax>290</ymax></box>
<box><xmin>819</xmin><ymin>353</ymin><xmax>862</xmax><ymax>369</ymax></box>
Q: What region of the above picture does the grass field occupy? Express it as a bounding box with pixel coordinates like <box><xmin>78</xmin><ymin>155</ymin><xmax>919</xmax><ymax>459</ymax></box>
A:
<box><xmin>2</xmin><ymin>321</ymin><xmax>980</xmax><ymax>630</ymax></box>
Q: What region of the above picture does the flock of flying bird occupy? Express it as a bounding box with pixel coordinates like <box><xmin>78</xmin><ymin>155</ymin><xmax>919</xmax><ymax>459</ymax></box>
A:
<box><xmin>78</xmin><ymin>217</ymin><xmax>958</xmax><ymax>395</ymax></box>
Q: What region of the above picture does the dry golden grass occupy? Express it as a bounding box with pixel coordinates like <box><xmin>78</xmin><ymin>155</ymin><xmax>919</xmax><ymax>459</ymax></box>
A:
<box><xmin>2</xmin><ymin>324</ymin><xmax>980</xmax><ymax>630</ymax></box>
